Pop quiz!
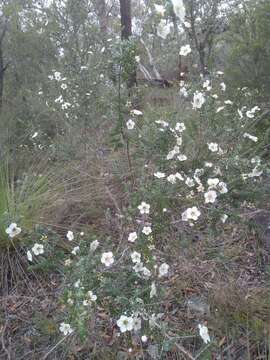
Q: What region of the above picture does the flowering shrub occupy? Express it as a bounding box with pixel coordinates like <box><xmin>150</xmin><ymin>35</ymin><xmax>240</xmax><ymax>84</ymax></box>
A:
<box><xmin>55</xmin><ymin>68</ymin><xmax>269</xmax><ymax>357</ymax></box>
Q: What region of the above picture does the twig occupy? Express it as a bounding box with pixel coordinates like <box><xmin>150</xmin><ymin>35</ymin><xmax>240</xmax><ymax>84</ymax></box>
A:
<box><xmin>1</xmin><ymin>321</ymin><xmax>11</xmax><ymax>360</ymax></box>
<box><xmin>147</xmin><ymin>314</ymin><xmax>196</xmax><ymax>360</ymax></box>
<box><xmin>42</xmin><ymin>334</ymin><xmax>71</xmax><ymax>360</ymax></box>
<box><xmin>164</xmin><ymin>333</ymin><xmax>196</xmax><ymax>360</ymax></box>
<box><xmin>105</xmin><ymin>186</ymin><xmax>123</xmax><ymax>218</ymax></box>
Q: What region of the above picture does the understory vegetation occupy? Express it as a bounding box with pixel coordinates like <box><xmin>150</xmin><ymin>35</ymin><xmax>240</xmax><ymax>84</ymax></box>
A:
<box><xmin>0</xmin><ymin>0</ymin><xmax>270</xmax><ymax>359</ymax></box>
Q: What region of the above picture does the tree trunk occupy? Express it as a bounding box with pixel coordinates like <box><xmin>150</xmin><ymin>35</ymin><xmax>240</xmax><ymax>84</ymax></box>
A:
<box><xmin>119</xmin><ymin>0</ymin><xmax>136</xmax><ymax>88</ymax></box>
<box><xmin>0</xmin><ymin>46</ymin><xmax>4</xmax><ymax>110</ymax></box>
<box><xmin>94</xmin><ymin>0</ymin><xmax>108</xmax><ymax>36</ymax></box>
<box><xmin>0</xmin><ymin>22</ymin><xmax>7</xmax><ymax>111</ymax></box>
<box><xmin>119</xmin><ymin>0</ymin><xmax>132</xmax><ymax>40</ymax></box>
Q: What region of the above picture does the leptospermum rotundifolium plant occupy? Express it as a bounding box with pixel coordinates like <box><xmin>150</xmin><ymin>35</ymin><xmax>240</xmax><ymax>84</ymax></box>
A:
<box><xmin>56</xmin><ymin>44</ymin><xmax>267</xmax><ymax>353</ymax></box>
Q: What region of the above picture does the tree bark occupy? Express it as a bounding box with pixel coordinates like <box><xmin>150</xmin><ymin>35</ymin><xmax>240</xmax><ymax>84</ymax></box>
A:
<box><xmin>119</xmin><ymin>0</ymin><xmax>136</xmax><ymax>88</ymax></box>
<box><xmin>0</xmin><ymin>21</ymin><xmax>7</xmax><ymax>111</ymax></box>
<box><xmin>119</xmin><ymin>0</ymin><xmax>132</xmax><ymax>40</ymax></box>
<box><xmin>93</xmin><ymin>0</ymin><xmax>108</xmax><ymax>36</ymax></box>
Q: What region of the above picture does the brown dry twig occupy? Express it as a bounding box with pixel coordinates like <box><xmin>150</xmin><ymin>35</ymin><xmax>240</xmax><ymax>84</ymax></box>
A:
<box><xmin>1</xmin><ymin>321</ymin><xmax>11</xmax><ymax>360</ymax></box>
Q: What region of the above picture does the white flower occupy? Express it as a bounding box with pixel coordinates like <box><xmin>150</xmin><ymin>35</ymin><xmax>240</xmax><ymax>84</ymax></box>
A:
<box><xmin>27</xmin><ymin>250</ymin><xmax>33</xmax><ymax>262</ymax></box>
<box><xmin>142</xmin><ymin>226</ymin><xmax>152</xmax><ymax>235</ymax></box>
<box><xmin>246</xmin><ymin>110</ymin><xmax>255</xmax><ymax>118</ymax></box>
<box><xmin>150</xmin><ymin>282</ymin><xmax>157</xmax><ymax>298</ymax></box>
<box><xmin>220</xmin><ymin>82</ymin><xmax>226</xmax><ymax>91</ymax></box>
<box><xmin>166</xmin><ymin>150</ymin><xmax>176</xmax><ymax>160</ymax></box>
<box><xmin>117</xmin><ymin>315</ymin><xmax>134</xmax><ymax>333</ymax></box>
<box><xmin>141</xmin><ymin>335</ymin><xmax>148</xmax><ymax>343</ymax></box>
<box><xmin>158</xmin><ymin>263</ymin><xmax>169</xmax><ymax>277</ymax></box>
<box><xmin>169</xmin><ymin>173</ymin><xmax>181</xmax><ymax>184</ymax></box>
<box><xmin>185</xmin><ymin>177</ymin><xmax>195</xmax><ymax>187</ymax></box>
<box><xmin>59</xmin><ymin>322</ymin><xmax>73</xmax><ymax>336</ymax></box>
<box><xmin>207</xmin><ymin>142</ymin><xmax>219</xmax><ymax>152</ymax></box>
<box><xmin>133</xmin><ymin>316</ymin><xmax>141</xmax><ymax>331</ymax></box>
<box><xmin>182</xmin><ymin>206</ymin><xmax>201</xmax><ymax>221</ymax></box>
<box><xmin>251</xmin><ymin>106</ymin><xmax>260</xmax><ymax>112</ymax></box>
<box><xmin>207</xmin><ymin>178</ymin><xmax>219</xmax><ymax>188</ymax></box>
<box><xmin>203</xmin><ymin>79</ymin><xmax>210</xmax><ymax>88</ymax></box>
<box><xmin>243</xmin><ymin>133</ymin><xmax>258</xmax><ymax>142</ymax></box>
<box><xmin>61</xmin><ymin>83</ymin><xmax>67</xmax><ymax>90</ymax></box>
<box><xmin>90</xmin><ymin>239</ymin><xmax>99</xmax><ymax>252</ymax></box>
<box><xmin>198</xmin><ymin>324</ymin><xmax>210</xmax><ymax>344</ymax></box>
<box><xmin>172</xmin><ymin>0</ymin><xmax>185</xmax><ymax>21</ymax></box>
<box><xmin>167</xmin><ymin>174</ymin><xmax>177</xmax><ymax>184</ymax></box>
<box><xmin>217</xmin><ymin>182</ymin><xmax>228</xmax><ymax>194</ymax></box>
<box><xmin>183</xmin><ymin>21</ymin><xmax>191</xmax><ymax>28</ymax></box>
<box><xmin>204</xmin><ymin>190</ymin><xmax>217</xmax><ymax>204</ymax></box>
<box><xmin>197</xmin><ymin>184</ymin><xmax>205</xmax><ymax>192</ymax></box>
<box><xmin>74</xmin><ymin>279</ymin><xmax>81</xmax><ymax>288</ymax></box>
<box><xmin>154</xmin><ymin>171</ymin><xmax>166</xmax><ymax>178</ymax></box>
<box><xmin>126</xmin><ymin>119</ymin><xmax>135</xmax><ymax>130</ymax></box>
<box><xmin>66</xmin><ymin>231</ymin><xmax>74</xmax><ymax>241</ymax></box>
<box><xmin>180</xmin><ymin>87</ymin><xmax>188</xmax><ymax>97</ymax></box>
<box><xmin>131</xmin><ymin>251</ymin><xmax>141</xmax><ymax>263</ymax></box>
<box><xmin>179</xmin><ymin>44</ymin><xmax>191</xmax><ymax>56</ymax></box>
<box><xmin>64</xmin><ymin>259</ymin><xmax>72</xmax><ymax>266</ymax></box>
<box><xmin>6</xmin><ymin>223</ymin><xmax>21</xmax><ymax>238</ymax></box>
<box><xmin>224</xmin><ymin>100</ymin><xmax>233</xmax><ymax>105</ymax></box>
<box><xmin>71</xmin><ymin>246</ymin><xmax>80</xmax><ymax>255</ymax></box>
<box><xmin>128</xmin><ymin>232</ymin><xmax>137</xmax><ymax>243</ymax></box>
<box><xmin>54</xmin><ymin>71</ymin><xmax>61</xmax><ymax>81</ymax></box>
<box><xmin>32</xmin><ymin>243</ymin><xmax>44</xmax><ymax>256</ymax></box>
<box><xmin>154</xmin><ymin>4</ymin><xmax>166</xmax><ymax>16</ymax></box>
<box><xmin>135</xmin><ymin>55</ymin><xmax>140</xmax><ymax>63</ymax></box>
<box><xmin>212</xmin><ymin>94</ymin><xmax>218</xmax><ymax>99</ymax></box>
<box><xmin>202</xmin><ymin>79</ymin><xmax>212</xmax><ymax>91</ymax></box>
<box><xmin>130</xmin><ymin>109</ymin><xmax>143</xmax><ymax>116</ymax></box>
<box><xmin>138</xmin><ymin>201</ymin><xmax>150</xmax><ymax>215</ymax></box>
<box><xmin>101</xmin><ymin>251</ymin><xmax>114</xmax><ymax>267</ymax></box>
<box><xmin>142</xmin><ymin>267</ymin><xmax>151</xmax><ymax>278</ymax></box>
<box><xmin>87</xmin><ymin>290</ymin><xmax>97</xmax><ymax>302</ymax></box>
<box><xmin>221</xmin><ymin>214</ymin><xmax>228</xmax><ymax>223</ymax></box>
<box><xmin>192</xmin><ymin>91</ymin><xmax>205</xmax><ymax>109</ymax></box>
<box><xmin>175</xmin><ymin>172</ymin><xmax>184</xmax><ymax>181</ymax></box>
<box><xmin>177</xmin><ymin>154</ymin><xmax>187</xmax><ymax>161</ymax></box>
<box><xmin>246</xmin><ymin>166</ymin><xmax>263</xmax><ymax>178</ymax></box>
<box><xmin>175</xmin><ymin>122</ymin><xmax>186</xmax><ymax>132</ymax></box>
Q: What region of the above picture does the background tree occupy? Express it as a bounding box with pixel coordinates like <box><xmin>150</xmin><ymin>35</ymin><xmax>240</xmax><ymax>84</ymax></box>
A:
<box><xmin>225</xmin><ymin>0</ymin><xmax>270</xmax><ymax>95</ymax></box>
<box><xmin>0</xmin><ymin>18</ymin><xmax>8</xmax><ymax>111</ymax></box>
<box><xmin>119</xmin><ymin>0</ymin><xmax>136</xmax><ymax>88</ymax></box>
